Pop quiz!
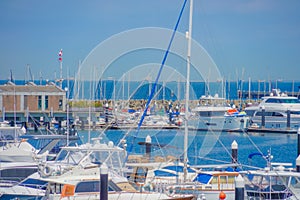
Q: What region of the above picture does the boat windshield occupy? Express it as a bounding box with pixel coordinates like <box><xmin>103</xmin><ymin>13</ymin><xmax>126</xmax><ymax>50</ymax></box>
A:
<box><xmin>244</xmin><ymin>174</ymin><xmax>290</xmax><ymax>188</ymax></box>
<box><xmin>55</xmin><ymin>147</ymin><xmax>126</xmax><ymax>169</ymax></box>
<box><xmin>255</xmin><ymin>112</ymin><xmax>284</xmax><ymax>117</ymax></box>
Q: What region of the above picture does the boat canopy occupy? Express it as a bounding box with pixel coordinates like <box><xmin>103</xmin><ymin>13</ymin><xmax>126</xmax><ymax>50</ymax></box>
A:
<box><xmin>193</xmin><ymin>173</ymin><xmax>212</xmax><ymax>184</ymax></box>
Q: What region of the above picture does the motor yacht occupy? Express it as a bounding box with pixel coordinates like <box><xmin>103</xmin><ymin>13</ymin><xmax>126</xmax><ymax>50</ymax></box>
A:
<box><xmin>190</xmin><ymin>95</ymin><xmax>249</xmax><ymax>132</ymax></box>
<box><xmin>245</xmin><ymin>89</ymin><xmax>300</xmax><ymax>132</ymax></box>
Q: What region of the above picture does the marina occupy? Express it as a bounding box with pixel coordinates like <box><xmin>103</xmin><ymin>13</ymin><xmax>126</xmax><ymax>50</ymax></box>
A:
<box><xmin>1</xmin><ymin>0</ymin><xmax>300</xmax><ymax>199</ymax></box>
<box><xmin>1</xmin><ymin>127</ymin><xmax>300</xmax><ymax>199</ymax></box>
<box><xmin>1</xmin><ymin>81</ymin><xmax>300</xmax><ymax>199</ymax></box>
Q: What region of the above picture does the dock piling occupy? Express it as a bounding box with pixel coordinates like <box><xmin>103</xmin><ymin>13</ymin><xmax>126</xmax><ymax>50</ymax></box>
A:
<box><xmin>100</xmin><ymin>163</ymin><xmax>108</xmax><ymax>200</ymax></box>
<box><xmin>287</xmin><ymin>109</ymin><xmax>291</xmax><ymax>130</ymax></box>
<box><xmin>145</xmin><ymin>135</ymin><xmax>152</xmax><ymax>159</ymax></box>
<box><xmin>261</xmin><ymin>106</ymin><xmax>265</xmax><ymax>129</ymax></box>
<box><xmin>235</xmin><ymin>174</ymin><xmax>245</xmax><ymax>200</ymax></box>
<box><xmin>231</xmin><ymin>140</ymin><xmax>238</xmax><ymax>167</ymax></box>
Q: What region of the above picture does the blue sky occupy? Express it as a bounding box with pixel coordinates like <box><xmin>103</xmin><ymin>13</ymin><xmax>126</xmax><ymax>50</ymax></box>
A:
<box><xmin>1</xmin><ymin>0</ymin><xmax>300</xmax><ymax>81</ymax></box>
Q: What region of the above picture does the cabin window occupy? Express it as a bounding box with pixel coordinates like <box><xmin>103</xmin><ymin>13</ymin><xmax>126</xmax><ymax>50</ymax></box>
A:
<box><xmin>266</xmin><ymin>98</ymin><xmax>280</xmax><ymax>103</ymax></box>
<box><xmin>255</xmin><ymin>111</ymin><xmax>273</xmax><ymax>116</ymax></box>
<box><xmin>38</xmin><ymin>96</ymin><xmax>42</xmax><ymax>110</ymax></box>
<box><xmin>199</xmin><ymin>111</ymin><xmax>225</xmax><ymax>117</ymax></box>
<box><xmin>220</xmin><ymin>176</ymin><xmax>228</xmax><ymax>184</ymax></box>
<box><xmin>227</xmin><ymin>176</ymin><xmax>236</xmax><ymax>184</ymax></box>
<box><xmin>76</xmin><ymin>181</ymin><xmax>100</xmax><ymax>193</ymax></box>
<box><xmin>290</xmin><ymin>111</ymin><xmax>300</xmax><ymax>115</ymax></box>
<box><xmin>0</xmin><ymin>168</ymin><xmax>37</xmax><ymax>182</ymax></box>
<box><xmin>199</xmin><ymin>111</ymin><xmax>211</xmax><ymax>117</ymax></box>
<box><xmin>211</xmin><ymin>176</ymin><xmax>218</xmax><ymax>184</ymax></box>
<box><xmin>24</xmin><ymin>95</ymin><xmax>28</xmax><ymax>108</ymax></box>
<box><xmin>22</xmin><ymin>178</ymin><xmax>48</xmax><ymax>190</ymax></box>
<box><xmin>45</xmin><ymin>95</ymin><xmax>49</xmax><ymax>110</ymax></box>
<box><xmin>266</xmin><ymin>98</ymin><xmax>300</xmax><ymax>104</ymax></box>
<box><xmin>272</xmin><ymin>112</ymin><xmax>283</xmax><ymax>117</ymax></box>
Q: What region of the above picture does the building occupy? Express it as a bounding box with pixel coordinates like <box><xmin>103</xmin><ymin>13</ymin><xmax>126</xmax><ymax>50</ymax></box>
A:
<box><xmin>0</xmin><ymin>81</ymin><xmax>67</xmax><ymax>124</ymax></box>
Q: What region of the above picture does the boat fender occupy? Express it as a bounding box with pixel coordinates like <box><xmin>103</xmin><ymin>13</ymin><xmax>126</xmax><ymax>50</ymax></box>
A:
<box><xmin>219</xmin><ymin>191</ymin><xmax>226</xmax><ymax>200</ymax></box>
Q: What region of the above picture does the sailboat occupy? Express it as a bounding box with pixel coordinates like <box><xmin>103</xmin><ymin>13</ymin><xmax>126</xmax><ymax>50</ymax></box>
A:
<box><xmin>125</xmin><ymin>1</ymin><xmax>241</xmax><ymax>199</ymax></box>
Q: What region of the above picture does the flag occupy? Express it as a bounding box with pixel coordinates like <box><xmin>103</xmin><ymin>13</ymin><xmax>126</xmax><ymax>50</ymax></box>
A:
<box><xmin>58</xmin><ymin>49</ymin><xmax>63</xmax><ymax>62</ymax></box>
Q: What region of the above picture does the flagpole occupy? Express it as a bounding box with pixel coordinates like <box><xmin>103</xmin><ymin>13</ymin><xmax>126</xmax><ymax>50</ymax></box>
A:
<box><xmin>58</xmin><ymin>49</ymin><xmax>63</xmax><ymax>88</ymax></box>
<box><xmin>60</xmin><ymin>61</ymin><xmax>62</xmax><ymax>88</ymax></box>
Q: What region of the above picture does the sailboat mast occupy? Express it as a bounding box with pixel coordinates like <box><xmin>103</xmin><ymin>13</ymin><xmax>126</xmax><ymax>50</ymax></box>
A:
<box><xmin>184</xmin><ymin>0</ymin><xmax>193</xmax><ymax>181</ymax></box>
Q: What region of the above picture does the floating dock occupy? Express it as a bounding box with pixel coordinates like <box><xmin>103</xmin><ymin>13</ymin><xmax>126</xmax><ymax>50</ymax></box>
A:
<box><xmin>246</xmin><ymin>127</ymin><xmax>297</xmax><ymax>134</ymax></box>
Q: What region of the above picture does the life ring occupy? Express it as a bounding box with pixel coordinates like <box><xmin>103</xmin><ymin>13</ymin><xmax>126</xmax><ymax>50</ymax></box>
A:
<box><xmin>39</xmin><ymin>164</ymin><xmax>53</xmax><ymax>177</ymax></box>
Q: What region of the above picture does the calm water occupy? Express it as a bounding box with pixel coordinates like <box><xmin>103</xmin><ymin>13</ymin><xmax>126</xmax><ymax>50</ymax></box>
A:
<box><xmin>78</xmin><ymin>129</ymin><xmax>298</xmax><ymax>170</ymax></box>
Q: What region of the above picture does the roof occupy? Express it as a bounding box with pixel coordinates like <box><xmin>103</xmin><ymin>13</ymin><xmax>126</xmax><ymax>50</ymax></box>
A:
<box><xmin>0</xmin><ymin>84</ymin><xmax>65</xmax><ymax>93</ymax></box>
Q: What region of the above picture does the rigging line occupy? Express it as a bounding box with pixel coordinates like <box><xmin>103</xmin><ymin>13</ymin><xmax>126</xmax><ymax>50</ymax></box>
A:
<box><xmin>113</xmin><ymin>80</ymin><xmax>159</xmax><ymax>148</ymax></box>
<box><xmin>241</xmin><ymin>130</ymin><xmax>267</xmax><ymax>163</ymax></box>
<box><xmin>196</xmin><ymin>156</ymin><xmax>236</xmax><ymax>165</ymax></box>
<box><xmin>203</xmin><ymin>124</ymin><xmax>268</xmax><ymax>170</ymax></box>
<box><xmin>125</xmin><ymin>0</ymin><xmax>188</xmax><ymax>161</ymax></box>
<box><xmin>113</xmin><ymin>30</ymin><xmax>185</xmax><ymax>173</ymax></box>
<box><xmin>206</xmin><ymin>127</ymin><xmax>234</xmax><ymax>162</ymax></box>
<box><xmin>194</xmin><ymin>119</ymin><xmax>242</xmax><ymax>169</ymax></box>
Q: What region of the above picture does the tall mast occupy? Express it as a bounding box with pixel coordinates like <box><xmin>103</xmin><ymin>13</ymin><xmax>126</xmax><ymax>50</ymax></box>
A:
<box><xmin>184</xmin><ymin>0</ymin><xmax>193</xmax><ymax>181</ymax></box>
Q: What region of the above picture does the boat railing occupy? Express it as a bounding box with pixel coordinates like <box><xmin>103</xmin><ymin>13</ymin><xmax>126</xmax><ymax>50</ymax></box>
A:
<box><xmin>19</xmin><ymin>182</ymin><xmax>47</xmax><ymax>190</ymax></box>
<box><xmin>0</xmin><ymin>180</ymin><xmax>19</xmax><ymax>187</ymax></box>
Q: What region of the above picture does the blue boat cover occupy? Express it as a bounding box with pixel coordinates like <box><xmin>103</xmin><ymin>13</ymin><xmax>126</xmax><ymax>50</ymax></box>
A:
<box><xmin>193</xmin><ymin>173</ymin><xmax>213</xmax><ymax>184</ymax></box>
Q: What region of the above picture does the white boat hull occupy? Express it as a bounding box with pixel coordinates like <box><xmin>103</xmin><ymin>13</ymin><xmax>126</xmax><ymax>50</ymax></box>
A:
<box><xmin>189</xmin><ymin>115</ymin><xmax>249</xmax><ymax>132</ymax></box>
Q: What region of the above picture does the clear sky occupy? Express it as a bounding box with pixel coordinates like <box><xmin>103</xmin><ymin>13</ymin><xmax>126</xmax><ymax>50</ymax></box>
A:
<box><xmin>1</xmin><ymin>0</ymin><xmax>300</xmax><ymax>81</ymax></box>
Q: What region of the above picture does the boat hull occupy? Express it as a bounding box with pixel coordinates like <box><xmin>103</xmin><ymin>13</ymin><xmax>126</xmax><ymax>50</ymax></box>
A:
<box><xmin>189</xmin><ymin>116</ymin><xmax>249</xmax><ymax>132</ymax></box>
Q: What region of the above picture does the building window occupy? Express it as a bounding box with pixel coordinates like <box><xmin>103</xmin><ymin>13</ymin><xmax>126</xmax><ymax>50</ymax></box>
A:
<box><xmin>45</xmin><ymin>96</ymin><xmax>49</xmax><ymax>110</ymax></box>
<box><xmin>38</xmin><ymin>96</ymin><xmax>42</xmax><ymax>110</ymax></box>
<box><xmin>59</xmin><ymin>99</ymin><xmax>63</xmax><ymax>110</ymax></box>
<box><xmin>24</xmin><ymin>95</ymin><xmax>28</xmax><ymax>109</ymax></box>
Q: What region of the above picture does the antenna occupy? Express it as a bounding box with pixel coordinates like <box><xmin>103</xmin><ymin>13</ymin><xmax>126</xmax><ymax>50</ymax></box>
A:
<box><xmin>10</xmin><ymin>69</ymin><xmax>14</xmax><ymax>83</ymax></box>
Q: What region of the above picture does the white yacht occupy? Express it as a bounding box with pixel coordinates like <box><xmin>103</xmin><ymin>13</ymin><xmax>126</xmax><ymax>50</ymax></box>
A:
<box><xmin>190</xmin><ymin>95</ymin><xmax>249</xmax><ymax>132</ymax></box>
<box><xmin>245</xmin><ymin>89</ymin><xmax>300</xmax><ymax>132</ymax></box>
<box><xmin>0</xmin><ymin>171</ymin><xmax>46</xmax><ymax>199</ymax></box>
<box><xmin>39</xmin><ymin>140</ymin><xmax>193</xmax><ymax>200</ymax></box>
<box><xmin>0</xmin><ymin>134</ymin><xmax>80</xmax><ymax>162</ymax></box>
<box><xmin>0</xmin><ymin>121</ymin><xmax>26</xmax><ymax>145</ymax></box>
<box><xmin>0</xmin><ymin>138</ymin><xmax>194</xmax><ymax>200</ymax></box>
<box><xmin>42</xmin><ymin>169</ymin><xmax>194</xmax><ymax>200</ymax></box>
<box><xmin>240</xmin><ymin>151</ymin><xmax>300</xmax><ymax>199</ymax></box>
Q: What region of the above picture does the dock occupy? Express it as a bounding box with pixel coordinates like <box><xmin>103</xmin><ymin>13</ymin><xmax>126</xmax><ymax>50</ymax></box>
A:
<box><xmin>246</xmin><ymin>127</ymin><xmax>297</xmax><ymax>134</ymax></box>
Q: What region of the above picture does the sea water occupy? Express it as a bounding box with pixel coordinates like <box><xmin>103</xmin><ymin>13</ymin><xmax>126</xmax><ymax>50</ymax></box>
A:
<box><xmin>78</xmin><ymin>129</ymin><xmax>298</xmax><ymax>170</ymax></box>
